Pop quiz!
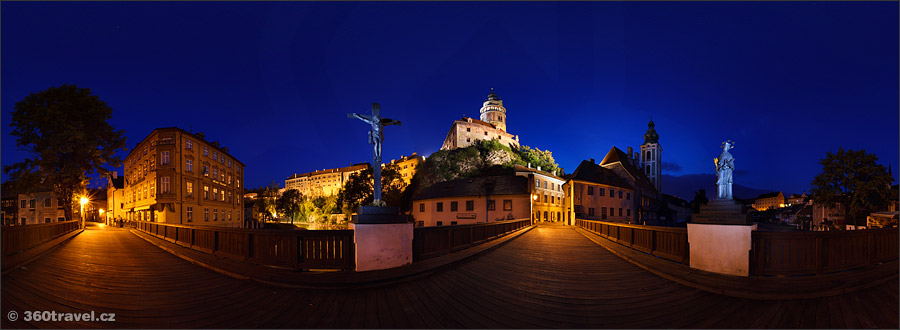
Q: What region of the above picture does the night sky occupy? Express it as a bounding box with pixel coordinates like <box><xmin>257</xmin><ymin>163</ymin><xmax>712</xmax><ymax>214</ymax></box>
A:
<box><xmin>2</xmin><ymin>1</ymin><xmax>897</xmax><ymax>197</ymax></box>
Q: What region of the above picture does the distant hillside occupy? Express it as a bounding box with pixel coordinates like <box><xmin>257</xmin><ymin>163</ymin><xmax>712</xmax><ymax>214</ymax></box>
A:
<box><xmin>662</xmin><ymin>174</ymin><xmax>772</xmax><ymax>201</ymax></box>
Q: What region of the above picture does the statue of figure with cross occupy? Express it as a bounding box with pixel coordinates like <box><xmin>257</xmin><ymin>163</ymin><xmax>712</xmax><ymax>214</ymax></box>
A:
<box><xmin>348</xmin><ymin>103</ymin><xmax>401</xmax><ymax>204</ymax></box>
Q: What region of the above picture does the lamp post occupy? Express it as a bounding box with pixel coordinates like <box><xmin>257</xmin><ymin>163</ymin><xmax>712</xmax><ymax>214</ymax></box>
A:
<box><xmin>79</xmin><ymin>196</ymin><xmax>89</xmax><ymax>229</ymax></box>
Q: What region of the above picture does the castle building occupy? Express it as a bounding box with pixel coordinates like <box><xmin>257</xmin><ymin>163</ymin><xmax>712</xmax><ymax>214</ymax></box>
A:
<box><xmin>285</xmin><ymin>163</ymin><xmax>369</xmax><ymax>197</ymax></box>
<box><xmin>640</xmin><ymin>118</ymin><xmax>662</xmax><ymax>194</ymax></box>
<box><xmin>122</xmin><ymin>128</ymin><xmax>245</xmax><ymax>227</ymax></box>
<box><xmin>441</xmin><ymin>89</ymin><xmax>519</xmax><ymax>150</ymax></box>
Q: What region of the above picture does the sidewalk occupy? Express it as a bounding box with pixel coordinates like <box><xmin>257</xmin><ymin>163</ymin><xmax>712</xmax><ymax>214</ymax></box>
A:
<box><xmin>574</xmin><ymin>226</ymin><xmax>899</xmax><ymax>300</ymax></box>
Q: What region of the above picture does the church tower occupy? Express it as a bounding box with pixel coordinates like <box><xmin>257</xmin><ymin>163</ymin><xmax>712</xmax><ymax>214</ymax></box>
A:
<box><xmin>640</xmin><ymin>118</ymin><xmax>662</xmax><ymax>193</ymax></box>
<box><xmin>480</xmin><ymin>88</ymin><xmax>507</xmax><ymax>132</ymax></box>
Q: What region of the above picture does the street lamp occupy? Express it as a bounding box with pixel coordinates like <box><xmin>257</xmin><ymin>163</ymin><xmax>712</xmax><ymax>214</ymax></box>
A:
<box><xmin>80</xmin><ymin>196</ymin><xmax>89</xmax><ymax>228</ymax></box>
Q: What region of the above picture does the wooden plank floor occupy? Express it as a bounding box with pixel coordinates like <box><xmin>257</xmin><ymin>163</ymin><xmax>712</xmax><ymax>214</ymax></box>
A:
<box><xmin>2</xmin><ymin>222</ymin><xmax>897</xmax><ymax>328</ymax></box>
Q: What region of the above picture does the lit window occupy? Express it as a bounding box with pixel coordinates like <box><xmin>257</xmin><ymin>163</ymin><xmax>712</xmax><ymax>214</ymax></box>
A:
<box><xmin>187</xmin><ymin>182</ymin><xmax>193</xmax><ymax>197</ymax></box>
<box><xmin>204</xmin><ymin>186</ymin><xmax>209</xmax><ymax>199</ymax></box>
<box><xmin>161</xmin><ymin>177</ymin><xmax>170</xmax><ymax>193</ymax></box>
<box><xmin>204</xmin><ymin>208</ymin><xmax>209</xmax><ymax>221</ymax></box>
<box><xmin>186</xmin><ymin>159</ymin><xmax>193</xmax><ymax>172</ymax></box>
<box><xmin>186</xmin><ymin>207</ymin><xmax>193</xmax><ymax>222</ymax></box>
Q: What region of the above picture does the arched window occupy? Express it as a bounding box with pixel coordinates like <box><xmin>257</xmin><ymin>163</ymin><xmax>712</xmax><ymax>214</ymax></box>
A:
<box><xmin>646</xmin><ymin>165</ymin><xmax>651</xmax><ymax>174</ymax></box>
<box><xmin>646</xmin><ymin>150</ymin><xmax>652</xmax><ymax>161</ymax></box>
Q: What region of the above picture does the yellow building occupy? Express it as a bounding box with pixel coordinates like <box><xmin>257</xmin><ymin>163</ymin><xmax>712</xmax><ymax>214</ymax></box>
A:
<box><xmin>412</xmin><ymin>175</ymin><xmax>531</xmax><ymax>227</ymax></box>
<box><xmin>385</xmin><ymin>153</ymin><xmax>424</xmax><ymax>185</ymax></box>
<box><xmin>514</xmin><ymin>165</ymin><xmax>566</xmax><ymax>222</ymax></box>
<box><xmin>285</xmin><ymin>163</ymin><xmax>369</xmax><ymax>197</ymax></box>
<box><xmin>122</xmin><ymin>128</ymin><xmax>245</xmax><ymax>227</ymax></box>
<box><xmin>753</xmin><ymin>191</ymin><xmax>785</xmax><ymax>211</ymax></box>
<box><xmin>441</xmin><ymin>90</ymin><xmax>519</xmax><ymax>150</ymax></box>
<box><xmin>106</xmin><ymin>172</ymin><xmax>126</xmax><ymax>224</ymax></box>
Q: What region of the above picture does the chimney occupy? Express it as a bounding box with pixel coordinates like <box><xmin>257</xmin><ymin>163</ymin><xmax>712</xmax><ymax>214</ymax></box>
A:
<box><xmin>634</xmin><ymin>152</ymin><xmax>640</xmax><ymax>166</ymax></box>
<box><xmin>589</xmin><ymin>158</ymin><xmax>595</xmax><ymax>164</ymax></box>
<box><xmin>627</xmin><ymin>147</ymin><xmax>633</xmax><ymax>157</ymax></box>
<box><xmin>537</xmin><ymin>166</ymin><xmax>541</xmax><ymax>172</ymax></box>
<box><xmin>527</xmin><ymin>162</ymin><xmax>531</xmax><ymax>168</ymax></box>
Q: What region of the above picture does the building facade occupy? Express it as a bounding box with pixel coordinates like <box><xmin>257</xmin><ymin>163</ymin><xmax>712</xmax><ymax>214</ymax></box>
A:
<box><xmin>284</xmin><ymin>163</ymin><xmax>369</xmax><ymax>197</ymax></box>
<box><xmin>386</xmin><ymin>153</ymin><xmax>424</xmax><ymax>185</ymax></box>
<box><xmin>600</xmin><ymin>146</ymin><xmax>663</xmax><ymax>223</ymax></box>
<box><xmin>412</xmin><ymin>175</ymin><xmax>531</xmax><ymax>227</ymax></box>
<box><xmin>514</xmin><ymin>165</ymin><xmax>566</xmax><ymax>222</ymax></box>
<box><xmin>122</xmin><ymin>128</ymin><xmax>245</xmax><ymax>227</ymax></box>
<box><xmin>564</xmin><ymin>160</ymin><xmax>636</xmax><ymax>224</ymax></box>
<box><xmin>753</xmin><ymin>191</ymin><xmax>785</xmax><ymax>211</ymax></box>
<box><xmin>17</xmin><ymin>192</ymin><xmax>67</xmax><ymax>225</ymax></box>
<box><xmin>106</xmin><ymin>172</ymin><xmax>126</xmax><ymax>225</ymax></box>
<box><xmin>441</xmin><ymin>90</ymin><xmax>519</xmax><ymax>150</ymax></box>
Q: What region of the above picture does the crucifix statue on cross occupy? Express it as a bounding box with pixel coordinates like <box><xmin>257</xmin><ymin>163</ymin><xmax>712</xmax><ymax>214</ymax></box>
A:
<box><xmin>348</xmin><ymin>103</ymin><xmax>401</xmax><ymax>203</ymax></box>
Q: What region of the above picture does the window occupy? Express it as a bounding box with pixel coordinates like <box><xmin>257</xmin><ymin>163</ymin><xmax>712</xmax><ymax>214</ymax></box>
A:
<box><xmin>58</xmin><ymin>199</ymin><xmax>63</xmax><ymax>207</ymax></box>
<box><xmin>627</xmin><ymin>209</ymin><xmax>631</xmax><ymax>217</ymax></box>
<box><xmin>150</xmin><ymin>181</ymin><xmax>155</xmax><ymax>196</ymax></box>
<box><xmin>589</xmin><ymin>208</ymin><xmax>595</xmax><ymax>216</ymax></box>
<box><xmin>451</xmin><ymin>221</ymin><xmax>458</xmax><ymax>225</ymax></box>
<box><xmin>601</xmin><ymin>207</ymin><xmax>607</xmax><ymax>219</ymax></box>
<box><xmin>213</xmin><ymin>168</ymin><xmax>218</xmax><ymax>178</ymax></box>
<box><xmin>203</xmin><ymin>147</ymin><xmax>209</xmax><ymax>156</ymax></box>
<box><xmin>487</xmin><ymin>200</ymin><xmax>496</xmax><ymax>211</ymax></box>
<box><xmin>220</xmin><ymin>190</ymin><xmax>225</xmax><ymax>201</ymax></box>
<box><xmin>503</xmin><ymin>200</ymin><xmax>512</xmax><ymax>211</ymax></box>
<box><xmin>187</xmin><ymin>207</ymin><xmax>193</xmax><ymax>222</ymax></box>
<box><xmin>419</xmin><ymin>203</ymin><xmax>425</xmax><ymax>212</ymax></box>
<box><xmin>626</xmin><ymin>193</ymin><xmax>631</xmax><ymax>200</ymax></box>
<box><xmin>43</xmin><ymin>198</ymin><xmax>51</xmax><ymax>207</ymax></box>
<box><xmin>228</xmin><ymin>160</ymin><xmax>232</xmax><ymax>168</ymax></box>
<box><xmin>20</xmin><ymin>200</ymin><xmax>26</xmax><ymax>208</ymax></box>
<box><xmin>609</xmin><ymin>189</ymin><xmax>615</xmax><ymax>198</ymax></box>
<box><xmin>416</xmin><ymin>221</ymin><xmax>424</xmax><ymax>227</ymax></box>
<box><xmin>466</xmin><ymin>138</ymin><xmax>470</xmax><ymax>142</ymax></box>
<box><xmin>213</xmin><ymin>188</ymin><xmax>218</xmax><ymax>200</ymax></box>
<box><xmin>536</xmin><ymin>179</ymin><xmax>540</xmax><ymax>187</ymax></box>
<box><xmin>543</xmin><ymin>211</ymin><xmax>548</xmax><ymax>220</ymax></box>
<box><xmin>450</xmin><ymin>201</ymin><xmax>458</xmax><ymax>212</ymax></box>
<box><xmin>203</xmin><ymin>165</ymin><xmax>209</xmax><ymax>177</ymax></box>
<box><xmin>599</xmin><ymin>188</ymin><xmax>605</xmax><ymax>196</ymax></box>
<box><xmin>58</xmin><ymin>217</ymin><xmax>65</xmax><ymax>222</ymax></box>
<box><xmin>186</xmin><ymin>139</ymin><xmax>193</xmax><ymax>150</ymax></box>
<box><xmin>618</xmin><ymin>190</ymin><xmax>623</xmax><ymax>199</ymax></box>
<box><xmin>465</xmin><ymin>200</ymin><xmax>474</xmax><ymax>211</ymax></box>
<box><xmin>45</xmin><ymin>217</ymin><xmax>51</xmax><ymax>223</ymax></box>
<box><xmin>647</xmin><ymin>165</ymin><xmax>651</xmax><ymax>174</ymax></box>
<box><xmin>544</xmin><ymin>181</ymin><xmax>548</xmax><ymax>189</ymax></box>
<box><xmin>436</xmin><ymin>202</ymin><xmax>443</xmax><ymax>212</ymax></box>
<box><xmin>646</xmin><ymin>151</ymin><xmax>651</xmax><ymax>161</ymax></box>
<box><xmin>551</xmin><ymin>195</ymin><xmax>555</xmax><ymax>204</ymax></box>
<box><xmin>437</xmin><ymin>221</ymin><xmax>443</xmax><ymax>226</ymax></box>
<box><xmin>186</xmin><ymin>159</ymin><xmax>193</xmax><ymax>172</ymax></box>
<box><xmin>466</xmin><ymin>128</ymin><xmax>470</xmax><ymax>132</ymax></box>
<box><xmin>214</xmin><ymin>209</ymin><xmax>218</xmax><ymax>221</ymax></box>
<box><xmin>544</xmin><ymin>194</ymin><xmax>547</xmax><ymax>203</ymax></box>
<box><xmin>161</xmin><ymin>151</ymin><xmax>169</xmax><ymax>165</ymax></box>
<box><xmin>204</xmin><ymin>186</ymin><xmax>209</xmax><ymax>199</ymax></box>
<box><xmin>213</xmin><ymin>152</ymin><xmax>217</xmax><ymax>161</ymax></box>
<box><xmin>619</xmin><ymin>208</ymin><xmax>623</xmax><ymax>217</ymax></box>
<box><xmin>228</xmin><ymin>210</ymin><xmax>232</xmax><ymax>221</ymax></box>
<box><xmin>588</xmin><ymin>186</ymin><xmax>595</xmax><ymax>195</ymax></box>
<box><xmin>187</xmin><ymin>182</ymin><xmax>193</xmax><ymax>197</ymax></box>
<box><xmin>204</xmin><ymin>208</ymin><xmax>209</xmax><ymax>221</ymax></box>
<box><xmin>161</xmin><ymin>177</ymin><xmax>170</xmax><ymax>193</ymax></box>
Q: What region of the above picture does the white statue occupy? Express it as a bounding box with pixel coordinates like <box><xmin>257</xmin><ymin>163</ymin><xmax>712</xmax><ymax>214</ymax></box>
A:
<box><xmin>715</xmin><ymin>140</ymin><xmax>735</xmax><ymax>199</ymax></box>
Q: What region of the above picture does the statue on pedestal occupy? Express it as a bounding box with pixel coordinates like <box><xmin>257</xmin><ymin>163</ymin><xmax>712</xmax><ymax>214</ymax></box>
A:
<box><xmin>715</xmin><ymin>140</ymin><xmax>735</xmax><ymax>199</ymax></box>
<box><xmin>348</xmin><ymin>103</ymin><xmax>401</xmax><ymax>204</ymax></box>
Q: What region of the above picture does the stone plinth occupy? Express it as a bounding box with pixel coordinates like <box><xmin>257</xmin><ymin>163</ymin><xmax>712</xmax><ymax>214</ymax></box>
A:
<box><xmin>692</xmin><ymin>199</ymin><xmax>752</xmax><ymax>225</ymax></box>
<box><xmin>687</xmin><ymin>223</ymin><xmax>757</xmax><ymax>276</ymax></box>
<box><xmin>350</xmin><ymin>206</ymin><xmax>412</xmax><ymax>272</ymax></box>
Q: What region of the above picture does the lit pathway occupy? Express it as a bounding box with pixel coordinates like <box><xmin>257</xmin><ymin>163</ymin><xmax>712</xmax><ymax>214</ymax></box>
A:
<box><xmin>2</xmin><ymin>223</ymin><xmax>897</xmax><ymax>328</ymax></box>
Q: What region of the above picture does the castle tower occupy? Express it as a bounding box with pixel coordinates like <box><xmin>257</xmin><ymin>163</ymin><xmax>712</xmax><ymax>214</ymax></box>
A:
<box><xmin>480</xmin><ymin>88</ymin><xmax>507</xmax><ymax>132</ymax></box>
<box><xmin>640</xmin><ymin>118</ymin><xmax>662</xmax><ymax>193</ymax></box>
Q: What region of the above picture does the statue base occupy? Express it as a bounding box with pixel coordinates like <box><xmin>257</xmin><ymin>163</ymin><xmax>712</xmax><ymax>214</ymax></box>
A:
<box><xmin>691</xmin><ymin>199</ymin><xmax>753</xmax><ymax>225</ymax></box>
<box><xmin>351</xmin><ymin>206</ymin><xmax>409</xmax><ymax>224</ymax></box>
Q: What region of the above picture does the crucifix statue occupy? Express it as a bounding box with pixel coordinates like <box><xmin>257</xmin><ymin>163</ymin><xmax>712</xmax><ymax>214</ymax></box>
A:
<box><xmin>348</xmin><ymin>103</ymin><xmax>401</xmax><ymax>204</ymax></box>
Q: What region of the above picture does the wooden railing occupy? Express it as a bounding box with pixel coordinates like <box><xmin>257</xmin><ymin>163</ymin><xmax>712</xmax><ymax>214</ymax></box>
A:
<box><xmin>413</xmin><ymin>218</ymin><xmax>533</xmax><ymax>261</ymax></box>
<box><xmin>135</xmin><ymin>221</ymin><xmax>354</xmax><ymax>271</ymax></box>
<box><xmin>2</xmin><ymin>221</ymin><xmax>81</xmax><ymax>256</ymax></box>
<box><xmin>751</xmin><ymin>228</ymin><xmax>899</xmax><ymax>276</ymax></box>
<box><xmin>576</xmin><ymin>219</ymin><xmax>690</xmax><ymax>264</ymax></box>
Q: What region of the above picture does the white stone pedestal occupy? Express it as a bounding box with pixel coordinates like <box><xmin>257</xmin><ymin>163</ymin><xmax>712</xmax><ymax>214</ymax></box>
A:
<box><xmin>349</xmin><ymin>222</ymin><xmax>413</xmax><ymax>272</ymax></box>
<box><xmin>687</xmin><ymin>223</ymin><xmax>757</xmax><ymax>276</ymax></box>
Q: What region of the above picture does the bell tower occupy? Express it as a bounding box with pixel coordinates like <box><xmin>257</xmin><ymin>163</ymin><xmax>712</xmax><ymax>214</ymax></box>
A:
<box><xmin>480</xmin><ymin>88</ymin><xmax>507</xmax><ymax>132</ymax></box>
<box><xmin>640</xmin><ymin>117</ymin><xmax>662</xmax><ymax>193</ymax></box>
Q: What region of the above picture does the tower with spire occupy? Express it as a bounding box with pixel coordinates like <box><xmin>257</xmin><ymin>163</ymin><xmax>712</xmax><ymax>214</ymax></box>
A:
<box><xmin>479</xmin><ymin>88</ymin><xmax>507</xmax><ymax>132</ymax></box>
<box><xmin>640</xmin><ymin>117</ymin><xmax>662</xmax><ymax>194</ymax></box>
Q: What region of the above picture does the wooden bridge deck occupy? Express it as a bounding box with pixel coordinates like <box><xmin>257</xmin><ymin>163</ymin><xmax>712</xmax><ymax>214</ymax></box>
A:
<box><xmin>2</xmin><ymin>222</ymin><xmax>897</xmax><ymax>328</ymax></box>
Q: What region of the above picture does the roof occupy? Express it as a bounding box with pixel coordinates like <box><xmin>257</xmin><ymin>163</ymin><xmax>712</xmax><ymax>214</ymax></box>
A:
<box><xmin>513</xmin><ymin>164</ymin><xmax>564</xmax><ymax>181</ymax></box>
<box><xmin>566</xmin><ymin>160</ymin><xmax>633</xmax><ymax>190</ymax></box>
<box><xmin>456</xmin><ymin>117</ymin><xmax>497</xmax><ymax>130</ymax></box>
<box><xmin>413</xmin><ymin>175</ymin><xmax>529</xmax><ymax>201</ymax></box>
<box><xmin>756</xmin><ymin>191</ymin><xmax>784</xmax><ymax>199</ymax></box>
<box><xmin>127</xmin><ymin>127</ymin><xmax>246</xmax><ymax>167</ymax></box>
<box><xmin>599</xmin><ymin>147</ymin><xmax>657</xmax><ymax>195</ymax></box>
<box><xmin>661</xmin><ymin>193</ymin><xmax>689</xmax><ymax>207</ymax></box>
<box><xmin>286</xmin><ymin>163</ymin><xmax>370</xmax><ymax>180</ymax></box>
<box><xmin>108</xmin><ymin>175</ymin><xmax>124</xmax><ymax>189</ymax></box>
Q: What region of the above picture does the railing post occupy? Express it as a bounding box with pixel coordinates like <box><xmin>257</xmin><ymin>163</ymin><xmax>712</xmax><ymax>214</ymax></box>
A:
<box><xmin>816</xmin><ymin>236</ymin><xmax>824</xmax><ymax>275</ymax></box>
<box><xmin>214</xmin><ymin>231</ymin><xmax>219</xmax><ymax>252</ymax></box>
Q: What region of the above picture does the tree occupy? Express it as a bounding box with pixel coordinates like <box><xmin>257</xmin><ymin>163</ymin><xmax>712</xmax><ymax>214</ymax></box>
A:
<box><xmin>253</xmin><ymin>197</ymin><xmax>275</xmax><ymax>222</ymax></box>
<box><xmin>276</xmin><ymin>189</ymin><xmax>302</xmax><ymax>224</ymax></box>
<box><xmin>4</xmin><ymin>84</ymin><xmax>127</xmax><ymax>222</ymax></box>
<box><xmin>339</xmin><ymin>164</ymin><xmax>404</xmax><ymax>213</ymax></box>
<box><xmin>809</xmin><ymin>147</ymin><xmax>893</xmax><ymax>227</ymax></box>
<box><xmin>689</xmin><ymin>189</ymin><xmax>709</xmax><ymax>213</ymax></box>
<box><xmin>514</xmin><ymin>145</ymin><xmax>564</xmax><ymax>176</ymax></box>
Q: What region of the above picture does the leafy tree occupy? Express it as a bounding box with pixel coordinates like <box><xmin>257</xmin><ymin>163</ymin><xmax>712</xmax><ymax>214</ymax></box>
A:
<box><xmin>689</xmin><ymin>189</ymin><xmax>709</xmax><ymax>213</ymax></box>
<box><xmin>809</xmin><ymin>147</ymin><xmax>893</xmax><ymax>227</ymax></box>
<box><xmin>339</xmin><ymin>164</ymin><xmax>404</xmax><ymax>213</ymax></box>
<box><xmin>276</xmin><ymin>189</ymin><xmax>303</xmax><ymax>224</ymax></box>
<box><xmin>4</xmin><ymin>84</ymin><xmax>127</xmax><ymax>221</ymax></box>
<box><xmin>253</xmin><ymin>197</ymin><xmax>275</xmax><ymax>222</ymax></box>
<box><xmin>513</xmin><ymin>145</ymin><xmax>564</xmax><ymax>176</ymax></box>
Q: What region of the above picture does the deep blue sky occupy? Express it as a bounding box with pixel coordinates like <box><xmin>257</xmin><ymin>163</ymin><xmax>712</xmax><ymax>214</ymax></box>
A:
<box><xmin>2</xmin><ymin>1</ymin><xmax>897</xmax><ymax>197</ymax></box>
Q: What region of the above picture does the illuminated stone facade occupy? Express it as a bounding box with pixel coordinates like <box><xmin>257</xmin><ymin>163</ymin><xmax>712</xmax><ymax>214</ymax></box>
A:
<box><xmin>752</xmin><ymin>191</ymin><xmax>785</xmax><ymax>211</ymax></box>
<box><xmin>441</xmin><ymin>90</ymin><xmax>519</xmax><ymax>150</ymax></box>
<box><xmin>285</xmin><ymin>164</ymin><xmax>369</xmax><ymax>197</ymax></box>
<box><xmin>122</xmin><ymin>128</ymin><xmax>245</xmax><ymax>227</ymax></box>
<box><xmin>514</xmin><ymin>165</ymin><xmax>566</xmax><ymax>222</ymax></box>
<box><xmin>385</xmin><ymin>153</ymin><xmax>424</xmax><ymax>185</ymax></box>
<box><xmin>16</xmin><ymin>192</ymin><xmax>68</xmax><ymax>225</ymax></box>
